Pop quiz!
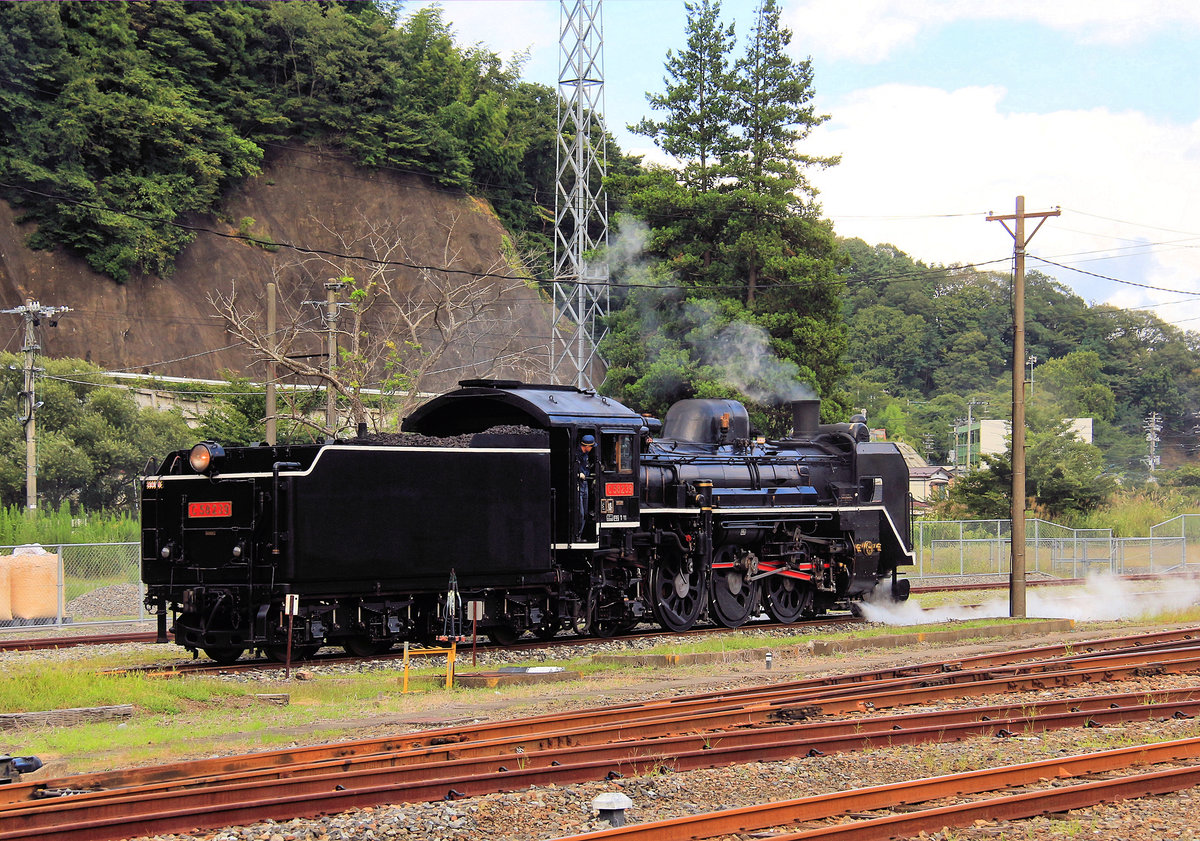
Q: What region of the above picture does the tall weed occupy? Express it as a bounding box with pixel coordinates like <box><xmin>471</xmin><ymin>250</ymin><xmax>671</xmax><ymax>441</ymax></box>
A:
<box><xmin>0</xmin><ymin>502</ymin><xmax>137</xmax><ymax>548</ymax></box>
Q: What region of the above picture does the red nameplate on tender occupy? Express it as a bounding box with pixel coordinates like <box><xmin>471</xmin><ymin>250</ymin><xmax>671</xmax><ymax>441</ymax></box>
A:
<box><xmin>188</xmin><ymin>501</ymin><xmax>232</xmax><ymax>518</ymax></box>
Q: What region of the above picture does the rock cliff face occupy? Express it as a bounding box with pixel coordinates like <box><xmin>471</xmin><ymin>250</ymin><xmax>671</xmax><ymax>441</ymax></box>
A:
<box><xmin>0</xmin><ymin>147</ymin><xmax>559</xmax><ymax>392</ymax></box>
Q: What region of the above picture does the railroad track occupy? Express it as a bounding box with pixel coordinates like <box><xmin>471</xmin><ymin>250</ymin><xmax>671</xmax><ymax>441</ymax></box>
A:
<box><xmin>4</xmin><ymin>615</ymin><xmax>862</xmax><ymax>665</ymax></box>
<box><xmin>18</xmin><ymin>609</ymin><xmax>859</xmax><ymax>676</ymax></box>
<box><xmin>0</xmin><ymin>631</ymin><xmax>158</xmax><ymax>653</ymax></box>
<box><xmin>550</xmin><ymin>739</ymin><xmax>1200</xmax><ymax>840</ymax></box>
<box><xmin>4</xmin><ymin>570</ymin><xmax>1182</xmax><ymax>656</ymax></box>
<box><xmin>4</xmin><ymin>626</ymin><xmax>1200</xmax><ymax>841</ymax></box>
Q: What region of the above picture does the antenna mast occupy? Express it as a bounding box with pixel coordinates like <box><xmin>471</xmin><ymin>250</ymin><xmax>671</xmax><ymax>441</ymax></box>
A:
<box><xmin>553</xmin><ymin>0</ymin><xmax>609</xmax><ymax>389</ymax></box>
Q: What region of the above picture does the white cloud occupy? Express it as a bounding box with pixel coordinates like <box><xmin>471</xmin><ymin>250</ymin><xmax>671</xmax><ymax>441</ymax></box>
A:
<box><xmin>809</xmin><ymin>84</ymin><xmax>1200</xmax><ymax>325</ymax></box>
<box><xmin>784</xmin><ymin>0</ymin><xmax>1200</xmax><ymax>63</ymax></box>
<box><xmin>399</xmin><ymin>1</ymin><xmax>560</xmax><ymax>67</ymax></box>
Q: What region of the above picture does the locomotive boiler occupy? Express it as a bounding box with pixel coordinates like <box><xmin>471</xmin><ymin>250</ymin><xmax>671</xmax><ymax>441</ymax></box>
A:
<box><xmin>141</xmin><ymin>380</ymin><xmax>912</xmax><ymax>663</ymax></box>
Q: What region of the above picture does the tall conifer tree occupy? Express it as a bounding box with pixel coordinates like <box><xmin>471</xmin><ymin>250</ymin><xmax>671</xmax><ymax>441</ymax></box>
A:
<box><xmin>630</xmin><ymin>0</ymin><xmax>736</xmax><ymax>191</ymax></box>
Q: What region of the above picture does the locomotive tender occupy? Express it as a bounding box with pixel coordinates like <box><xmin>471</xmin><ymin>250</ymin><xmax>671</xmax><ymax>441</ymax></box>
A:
<box><xmin>141</xmin><ymin>380</ymin><xmax>913</xmax><ymax>663</ymax></box>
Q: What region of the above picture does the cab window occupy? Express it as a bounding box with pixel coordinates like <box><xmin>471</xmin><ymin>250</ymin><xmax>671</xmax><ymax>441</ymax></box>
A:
<box><xmin>601</xmin><ymin>434</ymin><xmax>634</xmax><ymax>474</ymax></box>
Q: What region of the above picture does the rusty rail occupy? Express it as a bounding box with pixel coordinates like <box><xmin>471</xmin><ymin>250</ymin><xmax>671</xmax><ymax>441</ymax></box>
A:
<box><xmin>547</xmin><ymin>737</ymin><xmax>1200</xmax><ymax>841</ymax></box>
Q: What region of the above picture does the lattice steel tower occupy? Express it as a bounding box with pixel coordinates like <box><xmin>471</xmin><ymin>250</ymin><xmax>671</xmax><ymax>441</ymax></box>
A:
<box><xmin>553</xmin><ymin>0</ymin><xmax>609</xmax><ymax>389</ymax></box>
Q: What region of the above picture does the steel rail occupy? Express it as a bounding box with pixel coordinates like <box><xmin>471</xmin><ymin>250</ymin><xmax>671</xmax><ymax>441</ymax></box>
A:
<box><xmin>96</xmin><ymin>614</ymin><xmax>864</xmax><ymax>676</ymax></box>
<box><xmin>0</xmin><ymin>632</ymin><xmax>158</xmax><ymax>652</ymax></box>
<box><xmin>6</xmin><ymin>685</ymin><xmax>1198</xmax><ymax>815</ymax></box>
<box><xmin>764</xmin><ymin>764</ymin><xmax>1200</xmax><ymax>841</ymax></box>
<box><xmin>7</xmin><ymin>629</ymin><xmax>1200</xmax><ymax>808</ymax></box>
<box><xmin>3</xmin><ymin>640</ymin><xmax>1200</xmax><ymax>837</ymax></box>
<box><xmin>6</xmin><ymin>695</ymin><xmax>1200</xmax><ymax>841</ymax></box>
<box><xmin>545</xmin><ymin>737</ymin><xmax>1200</xmax><ymax>841</ymax></box>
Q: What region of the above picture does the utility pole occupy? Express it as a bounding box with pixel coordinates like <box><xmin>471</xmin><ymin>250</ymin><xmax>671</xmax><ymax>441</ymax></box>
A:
<box><xmin>304</xmin><ymin>280</ymin><xmax>347</xmax><ymax>437</ymax></box>
<box><xmin>1144</xmin><ymin>412</ymin><xmax>1162</xmax><ymax>473</ymax></box>
<box><xmin>2</xmin><ymin>300</ymin><xmax>70</xmax><ymax>513</ymax></box>
<box><xmin>988</xmin><ymin>197</ymin><xmax>1060</xmax><ymax>619</ymax></box>
<box><xmin>266</xmin><ymin>282</ymin><xmax>277</xmax><ymax>445</ymax></box>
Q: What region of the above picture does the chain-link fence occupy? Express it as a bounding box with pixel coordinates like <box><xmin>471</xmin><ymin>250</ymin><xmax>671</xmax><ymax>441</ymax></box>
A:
<box><xmin>0</xmin><ymin>542</ymin><xmax>143</xmax><ymax>631</ymax></box>
<box><xmin>913</xmin><ymin>516</ymin><xmax>1200</xmax><ymax>579</ymax></box>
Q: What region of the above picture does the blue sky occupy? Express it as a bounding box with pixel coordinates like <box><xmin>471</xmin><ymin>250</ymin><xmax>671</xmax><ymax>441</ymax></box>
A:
<box><xmin>406</xmin><ymin>1</ymin><xmax>1200</xmax><ymax>330</ymax></box>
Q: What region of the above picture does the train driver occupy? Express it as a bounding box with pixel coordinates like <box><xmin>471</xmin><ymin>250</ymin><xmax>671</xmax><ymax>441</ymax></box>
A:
<box><xmin>576</xmin><ymin>433</ymin><xmax>595</xmax><ymax>539</ymax></box>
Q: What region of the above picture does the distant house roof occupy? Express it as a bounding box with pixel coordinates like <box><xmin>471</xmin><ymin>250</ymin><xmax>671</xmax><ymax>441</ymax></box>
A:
<box><xmin>911</xmin><ymin>465</ymin><xmax>953</xmax><ymax>480</ymax></box>
<box><xmin>894</xmin><ymin>441</ymin><xmax>936</xmax><ymax>470</ymax></box>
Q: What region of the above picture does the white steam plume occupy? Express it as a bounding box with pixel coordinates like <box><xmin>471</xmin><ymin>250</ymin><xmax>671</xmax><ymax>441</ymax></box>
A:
<box><xmin>859</xmin><ymin>572</ymin><xmax>1200</xmax><ymax>625</ymax></box>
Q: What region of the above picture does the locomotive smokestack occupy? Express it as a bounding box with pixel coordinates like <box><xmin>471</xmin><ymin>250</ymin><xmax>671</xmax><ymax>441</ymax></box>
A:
<box><xmin>791</xmin><ymin>399</ymin><xmax>820</xmax><ymax>439</ymax></box>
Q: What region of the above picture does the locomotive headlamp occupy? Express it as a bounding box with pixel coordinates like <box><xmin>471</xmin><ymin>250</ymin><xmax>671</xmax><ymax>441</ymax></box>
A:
<box><xmin>188</xmin><ymin>442</ymin><xmax>225</xmax><ymax>474</ymax></box>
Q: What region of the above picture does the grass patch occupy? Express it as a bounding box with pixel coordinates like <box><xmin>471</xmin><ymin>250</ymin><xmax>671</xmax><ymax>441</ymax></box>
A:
<box><xmin>0</xmin><ymin>658</ymin><xmax>246</xmax><ymax>715</ymax></box>
<box><xmin>11</xmin><ymin>610</ymin><xmax>1199</xmax><ymax>777</ymax></box>
<box><xmin>4</xmin><ymin>648</ymin><xmax>605</xmax><ymax>775</ymax></box>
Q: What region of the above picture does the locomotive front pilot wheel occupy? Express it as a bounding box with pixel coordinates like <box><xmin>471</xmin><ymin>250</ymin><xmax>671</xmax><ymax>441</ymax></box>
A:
<box><xmin>709</xmin><ymin>546</ymin><xmax>760</xmax><ymax>628</ymax></box>
<box><xmin>763</xmin><ymin>575</ymin><xmax>814</xmax><ymax>624</ymax></box>
<box><xmin>649</xmin><ymin>548</ymin><xmax>706</xmax><ymax>633</ymax></box>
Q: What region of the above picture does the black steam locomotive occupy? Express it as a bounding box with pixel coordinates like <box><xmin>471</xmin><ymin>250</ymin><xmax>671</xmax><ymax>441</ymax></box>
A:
<box><xmin>141</xmin><ymin>380</ymin><xmax>912</xmax><ymax>663</ymax></box>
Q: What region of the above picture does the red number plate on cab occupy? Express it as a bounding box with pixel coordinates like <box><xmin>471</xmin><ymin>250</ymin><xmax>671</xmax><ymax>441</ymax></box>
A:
<box><xmin>604</xmin><ymin>482</ymin><xmax>635</xmax><ymax>497</ymax></box>
<box><xmin>188</xmin><ymin>501</ymin><xmax>232</xmax><ymax>518</ymax></box>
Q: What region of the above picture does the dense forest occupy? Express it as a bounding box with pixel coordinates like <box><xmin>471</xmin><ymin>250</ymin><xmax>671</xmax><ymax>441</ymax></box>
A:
<box><xmin>2</xmin><ymin>0</ymin><xmax>1199</xmax><ymax>523</ymax></box>
<box><xmin>0</xmin><ymin>0</ymin><xmax>643</xmax><ymax>280</ymax></box>
<box><xmin>835</xmin><ymin>236</ymin><xmax>1200</xmax><ymax>518</ymax></box>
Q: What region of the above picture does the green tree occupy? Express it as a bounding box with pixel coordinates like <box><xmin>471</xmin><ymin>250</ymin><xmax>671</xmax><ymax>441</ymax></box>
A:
<box><xmin>0</xmin><ymin>1</ymin><xmax>578</xmax><ymax>283</ymax></box>
<box><xmin>725</xmin><ymin>0</ymin><xmax>835</xmax><ymax>305</ymax></box>
<box><xmin>606</xmin><ymin>0</ymin><xmax>844</xmax><ymax>416</ymax></box>
<box><xmin>1033</xmin><ymin>351</ymin><xmax>1116</xmax><ymax>422</ymax></box>
<box><xmin>942</xmin><ymin>409</ymin><xmax>1115</xmax><ymax>522</ymax></box>
<box><xmin>631</xmin><ymin>0</ymin><xmax>737</xmax><ymax>192</ymax></box>
<box><xmin>0</xmin><ymin>355</ymin><xmax>194</xmax><ymax>511</ymax></box>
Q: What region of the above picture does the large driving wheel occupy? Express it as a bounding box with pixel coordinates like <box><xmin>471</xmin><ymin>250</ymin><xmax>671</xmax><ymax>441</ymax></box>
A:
<box><xmin>709</xmin><ymin>546</ymin><xmax>760</xmax><ymax>628</ymax></box>
<box><xmin>649</xmin><ymin>548</ymin><xmax>706</xmax><ymax>632</ymax></box>
<box><xmin>763</xmin><ymin>574</ymin><xmax>814</xmax><ymax>623</ymax></box>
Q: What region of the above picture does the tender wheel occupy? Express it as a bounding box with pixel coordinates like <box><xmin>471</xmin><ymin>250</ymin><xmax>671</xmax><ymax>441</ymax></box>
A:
<box><xmin>709</xmin><ymin>546</ymin><xmax>760</xmax><ymax>628</ymax></box>
<box><xmin>533</xmin><ymin>620</ymin><xmax>561</xmax><ymax>641</ymax></box>
<box><xmin>487</xmin><ymin>624</ymin><xmax>522</xmax><ymax>646</ymax></box>
<box><xmin>265</xmin><ymin>643</ymin><xmax>321</xmax><ymax>662</ymax></box>
<box><xmin>649</xmin><ymin>548</ymin><xmax>706</xmax><ymax>633</ymax></box>
<box><xmin>763</xmin><ymin>575</ymin><xmax>814</xmax><ymax>623</ymax></box>
<box><xmin>341</xmin><ymin>637</ymin><xmax>393</xmax><ymax>657</ymax></box>
<box><xmin>203</xmin><ymin>646</ymin><xmax>245</xmax><ymax>666</ymax></box>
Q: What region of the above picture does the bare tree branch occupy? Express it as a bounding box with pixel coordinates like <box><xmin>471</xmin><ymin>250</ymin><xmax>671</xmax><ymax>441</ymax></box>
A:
<box><xmin>210</xmin><ymin>211</ymin><xmax>546</xmax><ymax>436</ymax></box>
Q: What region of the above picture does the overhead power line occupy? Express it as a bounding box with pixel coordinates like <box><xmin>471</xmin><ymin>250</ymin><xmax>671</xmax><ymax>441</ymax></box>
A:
<box><xmin>1031</xmin><ymin>255</ymin><xmax>1200</xmax><ymax>298</ymax></box>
